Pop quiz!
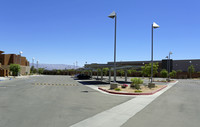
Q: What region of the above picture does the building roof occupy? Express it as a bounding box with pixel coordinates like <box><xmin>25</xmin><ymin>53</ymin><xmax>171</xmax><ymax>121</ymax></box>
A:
<box><xmin>0</xmin><ymin>51</ymin><xmax>5</xmax><ymax>54</ymax></box>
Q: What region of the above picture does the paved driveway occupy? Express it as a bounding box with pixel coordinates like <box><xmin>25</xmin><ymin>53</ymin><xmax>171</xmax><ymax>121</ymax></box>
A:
<box><xmin>0</xmin><ymin>75</ymin><xmax>131</xmax><ymax>127</ymax></box>
<box><xmin>122</xmin><ymin>79</ymin><xmax>200</xmax><ymax>127</ymax></box>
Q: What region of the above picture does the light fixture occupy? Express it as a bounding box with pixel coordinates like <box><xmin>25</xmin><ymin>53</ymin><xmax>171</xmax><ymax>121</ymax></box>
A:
<box><xmin>108</xmin><ymin>11</ymin><xmax>116</xmax><ymax>18</ymax></box>
<box><xmin>153</xmin><ymin>22</ymin><xmax>160</xmax><ymax>28</ymax></box>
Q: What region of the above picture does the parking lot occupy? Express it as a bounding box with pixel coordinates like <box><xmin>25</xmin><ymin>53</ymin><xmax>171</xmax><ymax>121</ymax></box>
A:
<box><xmin>1</xmin><ymin>76</ymin><xmax>200</xmax><ymax>127</ymax></box>
<box><xmin>122</xmin><ymin>79</ymin><xmax>200</xmax><ymax>127</ymax></box>
<box><xmin>0</xmin><ymin>75</ymin><xmax>131</xmax><ymax>127</ymax></box>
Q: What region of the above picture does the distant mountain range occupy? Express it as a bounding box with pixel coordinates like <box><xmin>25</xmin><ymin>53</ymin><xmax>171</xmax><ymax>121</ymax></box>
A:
<box><xmin>30</xmin><ymin>63</ymin><xmax>81</xmax><ymax>70</ymax></box>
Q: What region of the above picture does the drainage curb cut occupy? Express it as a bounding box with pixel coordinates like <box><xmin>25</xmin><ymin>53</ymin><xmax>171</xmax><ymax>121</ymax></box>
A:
<box><xmin>98</xmin><ymin>85</ymin><xmax>167</xmax><ymax>95</ymax></box>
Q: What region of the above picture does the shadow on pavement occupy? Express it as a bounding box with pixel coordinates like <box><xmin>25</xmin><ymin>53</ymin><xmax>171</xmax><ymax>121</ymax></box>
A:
<box><xmin>78</xmin><ymin>80</ymin><xmax>110</xmax><ymax>85</ymax></box>
<box><xmin>77</xmin><ymin>79</ymin><xmax>131</xmax><ymax>86</ymax></box>
<box><xmin>116</xmin><ymin>81</ymin><xmax>131</xmax><ymax>84</ymax></box>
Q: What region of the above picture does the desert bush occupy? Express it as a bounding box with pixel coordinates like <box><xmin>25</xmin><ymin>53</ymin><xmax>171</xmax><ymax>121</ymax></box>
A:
<box><xmin>134</xmin><ymin>84</ymin><xmax>141</xmax><ymax>90</ymax></box>
<box><xmin>135</xmin><ymin>90</ymin><xmax>142</xmax><ymax>93</ymax></box>
<box><xmin>38</xmin><ymin>68</ymin><xmax>44</xmax><ymax>74</ymax></box>
<box><xmin>188</xmin><ymin>65</ymin><xmax>195</xmax><ymax>78</ymax></box>
<box><xmin>169</xmin><ymin>70</ymin><xmax>177</xmax><ymax>78</ymax></box>
<box><xmin>177</xmin><ymin>70</ymin><xmax>182</xmax><ymax>73</ymax></box>
<box><xmin>114</xmin><ymin>88</ymin><xmax>121</xmax><ymax>91</ymax></box>
<box><xmin>141</xmin><ymin>63</ymin><xmax>159</xmax><ymax>77</ymax></box>
<box><xmin>160</xmin><ymin>69</ymin><xmax>168</xmax><ymax>78</ymax></box>
<box><xmin>131</xmin><ymin>78</ymin><xmax>143</xmax><ymax>88</ymax></box>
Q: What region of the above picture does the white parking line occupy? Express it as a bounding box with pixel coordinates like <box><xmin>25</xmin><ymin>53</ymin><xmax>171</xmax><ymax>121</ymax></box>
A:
<box><xmin>70</xmin><ymin>81</ymin><xmax>178</xmax><ymax>127</ymax></box>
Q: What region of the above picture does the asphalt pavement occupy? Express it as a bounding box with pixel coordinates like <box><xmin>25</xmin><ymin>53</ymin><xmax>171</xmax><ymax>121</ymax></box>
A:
<box><xmin>0</xmin><ymin>75</ymin><xmax>131</xmax><ymax>127</ymax></box>
<box><xmin>122</xmin><ymin>79</ymin><xmax>200</xmax><ymax>127</ymax></box>
<box><xmin>1</xmin><ymin>76</ymin><xmax>200</xmax><ymax>127</ymax></box>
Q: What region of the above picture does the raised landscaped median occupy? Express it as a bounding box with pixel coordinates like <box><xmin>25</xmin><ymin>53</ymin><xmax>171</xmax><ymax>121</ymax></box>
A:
<box><xmin>98</xmin><ymin>78</ymin><xmax>174</xmax><ymax>95</ymax></box>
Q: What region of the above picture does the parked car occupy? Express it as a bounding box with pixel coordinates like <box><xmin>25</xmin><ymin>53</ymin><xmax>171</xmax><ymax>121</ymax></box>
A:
<box><xmin>75</xmin><ymin>74</ymin><xmax>91</xmax><ymax>79</ymax></box>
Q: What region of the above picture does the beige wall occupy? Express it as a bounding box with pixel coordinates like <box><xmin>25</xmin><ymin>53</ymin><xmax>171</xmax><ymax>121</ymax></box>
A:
<box><xmin>20</xmin><ymin>66</ymin><xmax>30</xmax><ymax>75</ymax></box>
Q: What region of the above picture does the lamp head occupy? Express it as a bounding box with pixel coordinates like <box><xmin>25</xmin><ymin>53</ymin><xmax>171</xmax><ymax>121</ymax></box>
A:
<box><xmin>19</xmin><ymin>51</ymin><xmax>23</xmax><ymax>54</ymax></box>
<box><xmin>108</xmin><ymin>11</ymin><xmax>116</xmax><ymax>19</ymax></box>
<box><xmin>153</xmin><ymin>22</ymin><xmax>160</xmax><ymax>28</ymax></box>
<box><xmin>169</xmin><ymin>51</ymin><xmax>172</xmax><ymax>55</ymax></box>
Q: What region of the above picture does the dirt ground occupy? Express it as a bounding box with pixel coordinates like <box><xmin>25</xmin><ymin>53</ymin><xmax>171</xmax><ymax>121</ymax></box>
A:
<box><xmin>100</xmin><ymin>85</ymin><xmax>167</xmax><ymax>93</ymax></box>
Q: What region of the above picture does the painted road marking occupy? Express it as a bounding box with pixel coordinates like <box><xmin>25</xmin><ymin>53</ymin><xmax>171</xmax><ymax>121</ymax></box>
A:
<box><xmin>33</xmin><ymin>83</ymin><xmax>77</xmax><ymax>86</ymax></box>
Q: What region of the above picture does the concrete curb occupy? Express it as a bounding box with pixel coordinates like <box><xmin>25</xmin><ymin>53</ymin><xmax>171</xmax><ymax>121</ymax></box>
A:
<box><xmin>152</xmin><ymin>80</ymin><xmax>176</xmax><ymax>83</ymax></box>
<box><xmin>98</xmin><ymin>85</ymin><xmax>167</xmax><ymax>95</ymax></box>
<box><xmin>70</xmin><ymin>81</ymin><xmax>179</xmax><ymax>127</ymax></box>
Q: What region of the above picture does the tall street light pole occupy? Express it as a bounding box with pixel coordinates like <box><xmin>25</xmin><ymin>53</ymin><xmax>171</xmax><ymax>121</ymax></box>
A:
<box><xmin>165</xmin><ymin>56</ymin><xmax>169</xmax><ymax>79</ymax></box>
<box><xmin>19</xmin><ymin>51</ymin><xmax>23</xmax><ymax>65</ymax></box>
<box><xmin>108</xmin><ymin>11</ymin><xmax>117</xmax><ymax>82</ymax></box>
<box><xmin>15</xmin><ymin>54</ymin><xmax>18</xmax><ymax>64</ymax></box>
<box><xmin>32</xmin><ymin>57</ymin><xmax>35</xmax><ymax>67</ymax></box>
<box><xmin>151</xmin><ymin>22</ymin><xmax>159</xmax><ymax>83</ymax></box>
<box><xmin>189</xmin><ymin>61</ymin><xmax>192</xmax><ymax>78</ymax></box>
<box><xmin>19</xmin><ymin>51</ymin><xmax>23</xmax><ymax>76</ymax></box>
<box><xmin>168</xmin><ymin>51</ymin><xmax>172</xmax><ymax>76</ymax></box>
<box><xmin>76</xmin><ymin>61</ymin><xmax>78</xmax><ymax>69</ymax></box>
<box><xmin>37</xmin><ymin>60</ymin><xmax>39</xmax><ymax>69</ymax></box>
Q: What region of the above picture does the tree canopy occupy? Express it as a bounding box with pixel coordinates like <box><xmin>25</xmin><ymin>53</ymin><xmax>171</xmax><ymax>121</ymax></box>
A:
<box><xmin>10</xmin><ymin>64</ymin><xmax>21</xmax><ymax>76</ymax></box>
<box><xmin>141</xmin><ymin>62</ymin><xmax>159</xmax><ymax>77</ymax></box>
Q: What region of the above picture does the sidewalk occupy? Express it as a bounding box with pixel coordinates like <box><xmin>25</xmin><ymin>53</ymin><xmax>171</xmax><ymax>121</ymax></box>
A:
<box><xmin>0</xmin><ymin>77</ymin><xmax>10</xmax><ymax>81</ymax></box>
<box><xmin>0</xmin><ymin>75</ymin><xmax>41</xmax><ymax>82</ymax></box>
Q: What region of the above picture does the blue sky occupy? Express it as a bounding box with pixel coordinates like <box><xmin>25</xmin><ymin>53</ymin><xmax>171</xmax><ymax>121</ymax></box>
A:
<box><xmin>0</xmin><ymin>0</ymin><xmax>200</xmax><ymax>66</ymax></box>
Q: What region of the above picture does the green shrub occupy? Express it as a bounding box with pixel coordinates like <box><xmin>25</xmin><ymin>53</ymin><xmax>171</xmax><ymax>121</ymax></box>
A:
<box><xmin>135</xmin><ymin>84</ymin><xmax>141</xmax><ymax>90</ymax></box>
<box><xmin>114</xmin><ymin>88</ymin><xmax>121</xmax><ymax>91</ymax></box>
<box><xmin>169</xmin><ymin>70</ymin><xmax>177</xmax><ymax>78</ymax></box>
<box><xmin>177</xmin><ymin>70</ymin><xmax>182</xmax><ymax>73</ymax></box>
<box><xmin>131</xmin><ymin>78</ymin><xmax>143</xmax><ymax>88</ymax></box>
<box><xmin>131</xmin><ymin>78</ymin><xmax>143</xmax><ymax>84</ymax></box>
<box><xmin>141</xmin><ymin>62</ymin><xmax>159</xmax><ymax>77</ymax></box>
<box><xmin>135</xmin><ymin>90</ymin><xmax>142</xmax><ymax>93</ymax></box>
<box><xmin>38</xmin><ymin>68</ymin><xmax>44</xmax><ymax>74</ymax></box>
<box><xmin>117</xmin><ymin>69</ymin><xmax>124</xmax><ymax>77</ymax></box>
<box><xmin>131</xmin><ymin>69</ymin><xmax>137</xmax><ymax>73</ymax></box>
<box><xmin>188</xmin><ymin>65</ymin><xmax>195</xmax><ymax>73</ymax></box>
<box><xmin>188</xmin><ymin>65</ymin><xmax>195</xmax><ymax>78</ymax></box>
<box><xmin>160</xmin><ymin>69</ymin><xmax>168</xmax><ymax>78</ymax></box>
